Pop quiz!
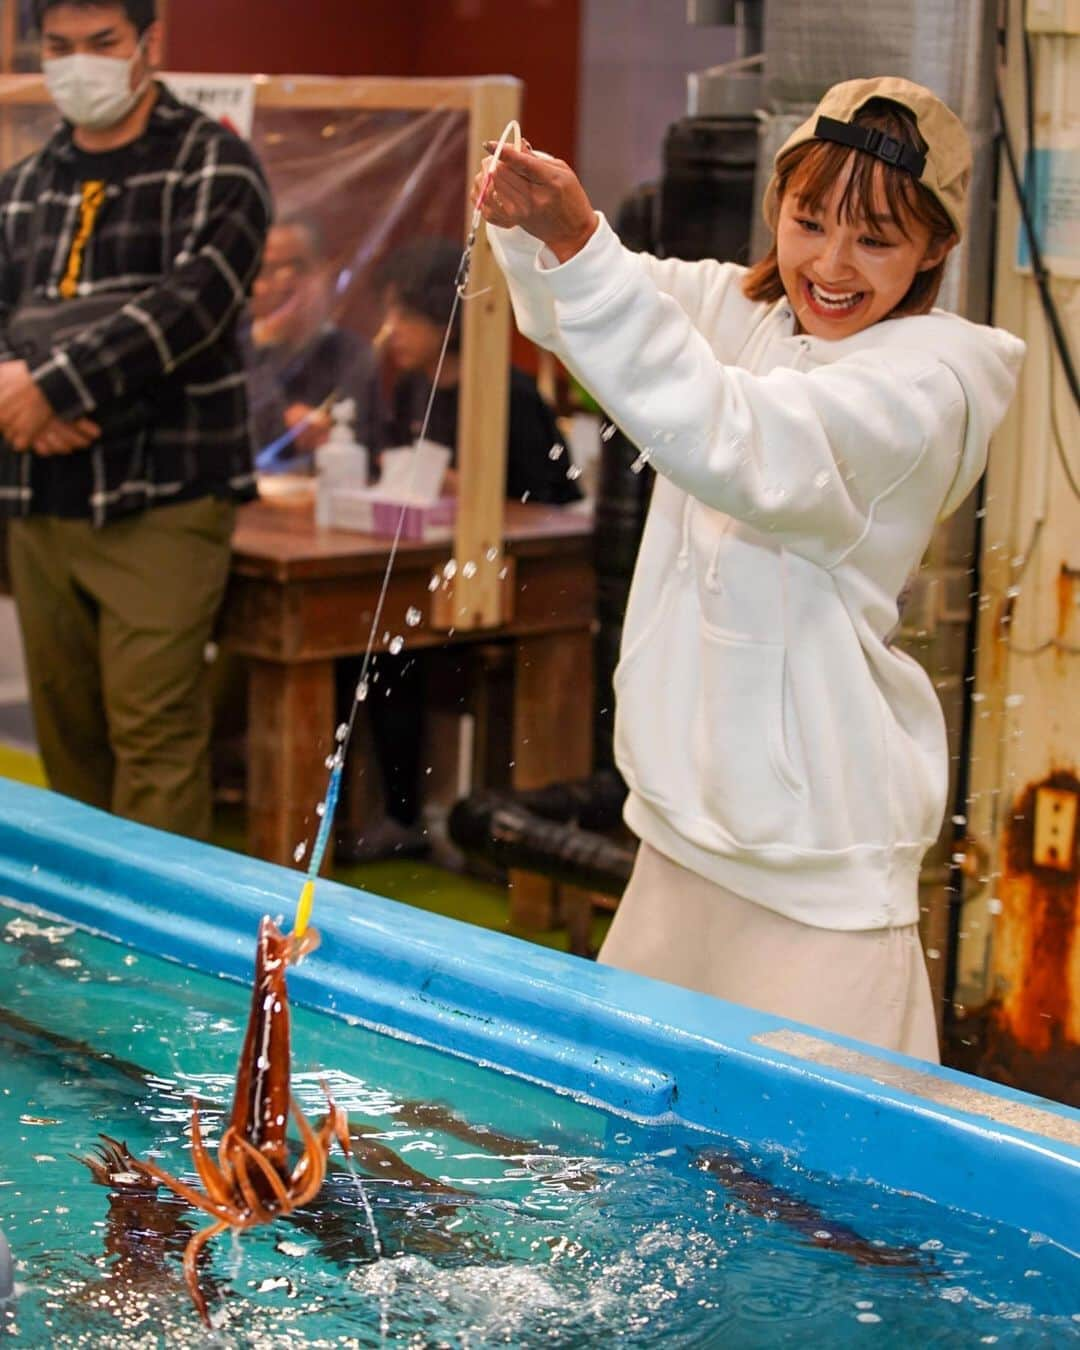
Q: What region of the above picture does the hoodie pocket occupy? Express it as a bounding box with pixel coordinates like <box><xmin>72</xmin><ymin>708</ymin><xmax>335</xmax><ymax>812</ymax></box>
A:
<box><xmin>615</xmin><ymin>572</ymin><xmax>807</xmax><ymax>851</ymax></box>
<box><xmin>693</xmin><ymin>624</ymin><xmax>805</xmax><ymax>845</ymax></box>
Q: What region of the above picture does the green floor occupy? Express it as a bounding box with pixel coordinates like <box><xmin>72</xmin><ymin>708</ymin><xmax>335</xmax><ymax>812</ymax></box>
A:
<box><xmin>0</xmin><ymin>744</ymin><xmax>610</xmax><ymax>955</ymax></box>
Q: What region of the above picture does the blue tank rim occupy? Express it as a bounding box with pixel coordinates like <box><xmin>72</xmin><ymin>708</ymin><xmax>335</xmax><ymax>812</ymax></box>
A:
<box><xmin>0</xmin><ymin>778</ymin><xmax>1076</xmax><ymax>1251</ymax></box>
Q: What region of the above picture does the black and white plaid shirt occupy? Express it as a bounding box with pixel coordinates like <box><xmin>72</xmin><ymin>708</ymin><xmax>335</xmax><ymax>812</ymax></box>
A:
<box><xmin>0</xmin><ymin>84</ymin><xmax>272</xmax><ymax>524</ymax></box>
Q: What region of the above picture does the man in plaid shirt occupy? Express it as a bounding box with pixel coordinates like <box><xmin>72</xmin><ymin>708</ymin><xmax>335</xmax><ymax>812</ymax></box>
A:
<box><xmin>0</xmin><ymin>0</ymin><xmax>271</xmax><ymax>840</ymax></box>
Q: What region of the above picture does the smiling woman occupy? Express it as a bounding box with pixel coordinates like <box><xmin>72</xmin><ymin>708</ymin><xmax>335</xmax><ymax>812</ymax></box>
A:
<box><xmin>746</xmin><ymin>96</ymin><xmax>958</xmax><ymax>338</ymax></box>
<box><xmin>473</xmin><ymin>75</ymin><xmax>1025</xmax><ymax>1059</ymax></box>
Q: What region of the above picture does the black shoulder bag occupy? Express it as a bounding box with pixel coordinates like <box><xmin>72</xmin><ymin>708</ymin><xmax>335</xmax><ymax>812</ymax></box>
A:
<box><xmin>5</xmin><ymin>187</ymin><xmax>154</xmax><ymax>439</ymax></box>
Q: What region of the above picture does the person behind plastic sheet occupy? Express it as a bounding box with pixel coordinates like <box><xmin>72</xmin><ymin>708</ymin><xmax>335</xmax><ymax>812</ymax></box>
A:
<box><xmin>375</xmin><ymin>236</ymin><xmax>582</xmax><ymax>506</ymax></box>
<box><xmin>0</xmin><ymin>0</ymin><xmax>270</xmax><ymax>840</ymax></box>
<box><xmin>330</xmin><ymin>236</ymin><xmax>584</xmax><ymax>865</ymax></box>
<box><xmin>474</xmin><ymin>78</ymin><xmax>1025</xmax><ymax>1061</ymax></box>
<box><xmin>244</xmin><ymin>218</ymin><xmax>383</xmax><ymax>471</ymax></box>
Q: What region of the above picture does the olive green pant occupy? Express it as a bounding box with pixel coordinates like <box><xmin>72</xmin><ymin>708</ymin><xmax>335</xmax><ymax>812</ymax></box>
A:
<box><xmin>7</xmin><ymin>497</ymin><xmax>235</xmax><ymax>841</ymax></box>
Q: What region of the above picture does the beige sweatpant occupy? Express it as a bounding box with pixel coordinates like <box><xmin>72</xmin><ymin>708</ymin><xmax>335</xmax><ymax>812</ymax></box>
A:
<box><xmin>8</xmin><ymin>497</ymin><xmax>235</xmax><ymax>842</ymax></box>
<box><xmin>599</xmin><ymin>842</ymin><xmax>940</xmax><ymax>1062</ymax></box>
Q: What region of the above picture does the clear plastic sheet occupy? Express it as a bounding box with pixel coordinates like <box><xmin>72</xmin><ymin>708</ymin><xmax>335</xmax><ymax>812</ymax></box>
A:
<box><xmin>0</xmin><ymin>85</ymin><xmax>473</xmax><ymax>475</ymax></box>
<box><xmin>251</xmin><ymin>102</ymin><xmax>468</xmax><ymax>347</ymax></box>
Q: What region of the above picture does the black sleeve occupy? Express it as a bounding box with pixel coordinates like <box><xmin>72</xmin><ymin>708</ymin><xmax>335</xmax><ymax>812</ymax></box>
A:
<box><xmin>504</xmin><ymin>369</ymin><xmax>583</xmax><ymax>505</ymax></box>
<box><xmin>383</xmin><ymin>373</ymin><xmax>415</xmax><ymax>453</ymax></box>
<box><xmin>331</xmin><ymin>333</ymin><xmax>384</xmax><ymax>454</ymax></box>
<box><xmin>244</xmin><ymin>340</ymin><xmax>291</xmax><ymax>454</ymax></box>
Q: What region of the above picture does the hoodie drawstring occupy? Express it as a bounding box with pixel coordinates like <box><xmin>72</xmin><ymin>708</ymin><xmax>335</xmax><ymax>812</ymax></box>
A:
<box><xmin>676</xmin><ymin>497</ymin><xmax>692</xmax><ymax>572</ymax></box>
<box><xmin>705</xmin><ymin>541</ymin><xmax>723</xmax><ymax>592</ymax></box>
<box><xmin>677</xmin><ymin>495</ymin><xmax>726</xmax><ymax>590</ymax></box>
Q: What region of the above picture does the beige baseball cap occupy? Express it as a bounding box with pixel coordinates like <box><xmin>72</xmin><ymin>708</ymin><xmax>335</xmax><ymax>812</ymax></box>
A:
<box><xmin>762</xmin><ymin>76</ymin><xmax>972</xmax><ymax>239</ymax></box>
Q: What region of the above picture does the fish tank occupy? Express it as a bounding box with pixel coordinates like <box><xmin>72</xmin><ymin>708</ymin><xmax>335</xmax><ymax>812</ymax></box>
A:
<box><xmin>0</xmin><ymin>779</ymin><xmax>1077</xmax><ymax>1346</ymax></box>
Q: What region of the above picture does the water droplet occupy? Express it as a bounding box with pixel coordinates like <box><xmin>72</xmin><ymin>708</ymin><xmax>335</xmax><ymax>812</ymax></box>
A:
<box><xmin>293</xmin><ymin>842</ymin><xmax>307</xmax><ymax>863</ymax></box>
<box><xmin>566</xmin><ymin>464</ymin><xmax>582</xmax><ymax>481</ymax></box>
<box><xmin>355</xmin><ymin>680</ymin><xmax>369</xmax><ymax>703</ymax></box>
<box><xmin>1004</xmin><ymin>693</ymin><xmax>1025</xmax><ymax>709</ymax></box>
<box><xmin>405</xmin><ymin>607</ymin><xmax>422</xmax><ymax>627</ymax></box>
<box><xmin>443</xmin><ymin>559</ymin><xmax>458</xmax><ymax>580</ymax></box>
<box><xmin>428</xmin><ymin>573</ymin><xmax>440</xmax><ymax>592</ymax></box>
<box><xmin>336</xmin><ymin>723</ymin><xmax>349</xmax><ymax>742</ymax></box>
<box><xmin>630</xmin><ymin>454</ymin><xmax>648</xmax><ymax>475</ymax></box>
<box><xmin>814</xmin><ymin>470</ymin><xmax>830</xmax><ymax>489</ymax></box>
<box><xmin>485</xmin><ymin>546</ymin><xmax>499</xmax><ymax>562</ymax></box>
<box><xmin>388</xmin><ymin>635</ymin><xmax>405</xmax><ymax>655</ymax></box>
<box><xmin>520</xmin><ymin>490</ymin><xmax>531</xmax><ymax>502</ymax></box>
<box><xmin>548</xmin><ymin>442</ymin><xmax>564</xmax><ymax>460</ymax></box>
<box><xmin>601</xmin><ymin>422</ymin><xmax>617</xmax><ymax>442</ymax></box>
<box><xmin>987</xmin><ymin>897</ymin><xmax>1003</xmax><ymax>915</ymax></box>
<box><xmin>325</xmin><ymin>755</ymin><xmax>336</xmax><ymax>770</ymax></box>
<box><xmin>315</xmin><ymin>802</ymin><xmax>326</xmax><ymax>818</ymax></box>
<box><xmin>462</xmin><ymin>560</ymin><xmax>477</xmax><ymax>579</ymax></box>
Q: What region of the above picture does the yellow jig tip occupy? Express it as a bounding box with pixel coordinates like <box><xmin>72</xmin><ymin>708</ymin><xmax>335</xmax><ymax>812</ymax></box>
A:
<box><xmin>294</xmin><ymin>879</ymin><xmax>316</xmax><ymax>939</ymax></box>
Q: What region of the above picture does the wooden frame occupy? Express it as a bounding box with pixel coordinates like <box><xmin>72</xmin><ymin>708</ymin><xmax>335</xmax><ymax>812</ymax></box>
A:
<box><xmin>0</xmin><ymin>69</ymin><xmax>522</xmax><ymax>629</ymax></box>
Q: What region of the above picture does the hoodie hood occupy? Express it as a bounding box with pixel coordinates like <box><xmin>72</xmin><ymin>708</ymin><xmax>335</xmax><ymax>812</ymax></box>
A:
<box><xmin>798</xmin><ymin>309</ymin><xmax>1026</xmax><ymax>520</ymax></box>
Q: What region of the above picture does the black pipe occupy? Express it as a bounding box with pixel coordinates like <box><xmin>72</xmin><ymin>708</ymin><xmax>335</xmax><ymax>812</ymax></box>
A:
<box><xmin>448</xmin><ymin>790</ymin><xmax>634</xmax><ymax>897</ymax></box>
<box><xmin>508</xmin><ymin>769</ymin><xmax>628</xmax><ymax>833</ymax></box>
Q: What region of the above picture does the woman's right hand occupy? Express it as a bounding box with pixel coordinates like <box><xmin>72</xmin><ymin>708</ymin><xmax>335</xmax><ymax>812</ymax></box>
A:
<box><xmin>473</xmin><ymin>143</ymin><xmax>598</xmax><ymax>263</ymax></box>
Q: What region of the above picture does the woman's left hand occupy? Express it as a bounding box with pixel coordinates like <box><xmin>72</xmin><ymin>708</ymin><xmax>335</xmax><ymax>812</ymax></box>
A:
<box><xmin>473</xmin><ymin>143</ymin><xmax>598</xmax><ymax>263</ymax></box>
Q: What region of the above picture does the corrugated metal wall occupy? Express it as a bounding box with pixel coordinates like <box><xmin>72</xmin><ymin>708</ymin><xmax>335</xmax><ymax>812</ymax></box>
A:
<box><xmin>959</xmin><ymin>0</ymin><xmax>1080</xmax><ymax>1107</ymax></box>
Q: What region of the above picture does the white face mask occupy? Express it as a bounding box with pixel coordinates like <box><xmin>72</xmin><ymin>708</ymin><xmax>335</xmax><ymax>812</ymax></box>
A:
<box><xmin>43</xmin><ymin>42</ymin><xmax>149</xmax><ymax>131</ymax></box>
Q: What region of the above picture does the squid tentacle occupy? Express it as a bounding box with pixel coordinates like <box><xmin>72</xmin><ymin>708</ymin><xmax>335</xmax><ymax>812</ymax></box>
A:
<box><xmin>228</xmin><ymin>1144</ymin><xmax>267</xmax><ymax>1218</ymax></box>
<box><xmin>190</xmin><ymin>1104</ymin><xmax>232</xmax><ymax>1208</ymax></box>
<box><xmin>232</xmin><ymin>1135</ymin><xmax>293</xmax><ymax>1213</ymax></box>
<box><xmin>183</xmin><ymin>1218</ymin><xmax>230</xmax><ymax>1329</ymax></box>
<box><xmin>129</xmin><ymin>1155</ymin><xmax>237</xmax><ymax>1222</ymax></box>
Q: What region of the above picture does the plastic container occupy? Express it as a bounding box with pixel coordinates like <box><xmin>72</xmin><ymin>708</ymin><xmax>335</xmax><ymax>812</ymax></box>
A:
<box><xmin>314</xmin><ymin>399</ymin><xmax>369</xmax><ymax>529</ymax></box>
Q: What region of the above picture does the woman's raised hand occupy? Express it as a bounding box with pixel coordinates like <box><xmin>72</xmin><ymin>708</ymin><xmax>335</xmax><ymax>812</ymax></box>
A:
<box><xmin>473</xmin><ymin>142</ymin><xmax>598</xmax><ymax>263</ymax></box>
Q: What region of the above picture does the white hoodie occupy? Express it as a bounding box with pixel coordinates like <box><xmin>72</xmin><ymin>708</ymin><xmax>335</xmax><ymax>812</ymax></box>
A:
<box><xmin>488</xmin><ymin>216</ymin><xmax>1025</xmax><ymax>930</ymax></box>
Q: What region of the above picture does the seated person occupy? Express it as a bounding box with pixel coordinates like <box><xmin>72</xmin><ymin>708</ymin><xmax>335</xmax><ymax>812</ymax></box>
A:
<box><xmin>375</xmin><ymin>237</ymin><xmax>582</xmax><ymax>504</ymax></box>
<box><xmin>337</xmin><ymin>237</ymin><xmax>582</xmax><ymax>864</ymax></box>
<box><xmin>245</xmin><ymin>218</ymin><xmax>382</xmax><ymax>469</ymax></box>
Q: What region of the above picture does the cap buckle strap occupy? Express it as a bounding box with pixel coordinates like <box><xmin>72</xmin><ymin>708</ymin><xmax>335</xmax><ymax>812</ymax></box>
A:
<box><xmin>813</xmin><ymin>115</ymin><xmax>927</xmax><ymax>178</ymax></box>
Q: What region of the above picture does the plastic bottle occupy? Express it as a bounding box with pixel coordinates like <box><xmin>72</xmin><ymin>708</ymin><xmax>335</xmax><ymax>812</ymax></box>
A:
<box><xmin>315</xmin><ymin>399</ymin><xmax>370</xmax><ymax>529</ymax></box>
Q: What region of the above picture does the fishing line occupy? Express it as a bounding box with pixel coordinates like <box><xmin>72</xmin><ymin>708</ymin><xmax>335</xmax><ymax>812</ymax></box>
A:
<box><xmin>292</xmin><ymin>119</ymin><xmax>522</xmax><ymax>939</ymax></box>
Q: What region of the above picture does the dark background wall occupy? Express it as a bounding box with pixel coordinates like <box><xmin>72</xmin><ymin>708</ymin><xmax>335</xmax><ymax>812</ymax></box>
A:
<box><xmin>165</xmin><ymin>0</ymin><xmax>581</xmax><ymax>163</ymax></box>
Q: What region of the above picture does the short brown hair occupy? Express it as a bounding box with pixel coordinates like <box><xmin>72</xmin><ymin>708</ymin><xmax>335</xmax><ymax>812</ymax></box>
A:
<box><xmin>743</xmin><ymin>99</ymin><xmax>956</xmax><ymax>319</ymax></box>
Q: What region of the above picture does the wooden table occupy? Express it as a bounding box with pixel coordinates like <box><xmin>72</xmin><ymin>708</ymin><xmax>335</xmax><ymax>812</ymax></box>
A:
<box><xmin>221</xmin><ymin>497</ymin><xmax>596</xmax><ymax>924</ymax></box>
